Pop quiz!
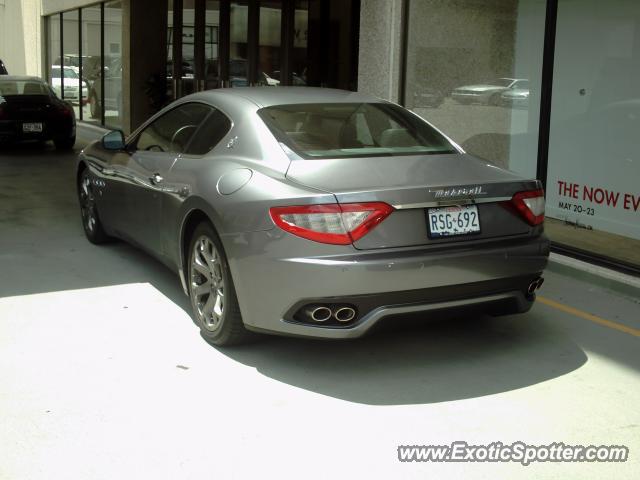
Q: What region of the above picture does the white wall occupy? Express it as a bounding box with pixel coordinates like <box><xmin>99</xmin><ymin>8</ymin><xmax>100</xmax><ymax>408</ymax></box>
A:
<box><xmin>0</xmin><ymin>0</ymin><xmax>42</xmax><ymax>76</ymax></box>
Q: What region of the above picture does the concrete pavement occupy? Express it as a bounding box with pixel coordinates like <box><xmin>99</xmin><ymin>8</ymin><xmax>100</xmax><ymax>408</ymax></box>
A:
<box><xmin>0</xmin><ymin>134</ymin><xmax>639</xmax><ymax>479</ymax></box>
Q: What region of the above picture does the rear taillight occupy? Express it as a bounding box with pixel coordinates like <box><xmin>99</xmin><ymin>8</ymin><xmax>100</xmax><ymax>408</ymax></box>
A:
<box><xmin>511</xmin><ymin>189</ymin><xmax>545</xmax><ymax>225</ymax></box>
<box><xmin>59</xmin><ymin>106</ymin><xmax>72</xmax><ymax>117</ymax></box>
<box><xmin>269</xmin><ymin>202</ymin><xmax>394</xmax><ymax>245</ymax></box>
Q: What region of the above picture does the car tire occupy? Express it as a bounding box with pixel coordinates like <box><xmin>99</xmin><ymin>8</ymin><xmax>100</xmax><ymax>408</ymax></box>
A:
<box><xmin>187</xmin><ymin>222</ymin><xmax>252</xmax><ymax>346</ymax></box>
<box><xmin>54</xmin><ymin>135</ymin><xmax>75</xmax><ymax>150</ymax></box>
<box><xmin>78</xmin><ymin>168</ymin><xmax>110</xmax><ymax>244</ymax></box>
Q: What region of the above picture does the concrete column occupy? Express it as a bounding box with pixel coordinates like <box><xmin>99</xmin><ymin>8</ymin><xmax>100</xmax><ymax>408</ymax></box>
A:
<box><xmin>0</xmin><ymin>0</ymin><xmax>42</xmax><ymax>76</ymax></box>
<box><xmin>357</xmin><ymin>0</ymin><xmax>404</xmax><ymax>103</ymax></box>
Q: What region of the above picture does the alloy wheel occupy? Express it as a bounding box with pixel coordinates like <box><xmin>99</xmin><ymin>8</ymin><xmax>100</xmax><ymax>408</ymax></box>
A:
<box><xmin>191</xmin><ymin>235</ymin><xmax>225</xmax><ymax>331</ymax></box>
<box><xmin>79</xmin><ymin>174</ymin><xmax>96</xmax><ymax>233</ymax></box>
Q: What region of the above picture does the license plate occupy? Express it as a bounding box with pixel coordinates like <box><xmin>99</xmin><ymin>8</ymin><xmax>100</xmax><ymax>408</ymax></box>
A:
<box><xmin>427</xmin><ymin>205</ymin><xmax>480</xmax><ymax>238</ymax></box>
<box><xmin>22</xmin><ymin>123</ymin><xmax>43</xmax><ymax>133</ymax></box>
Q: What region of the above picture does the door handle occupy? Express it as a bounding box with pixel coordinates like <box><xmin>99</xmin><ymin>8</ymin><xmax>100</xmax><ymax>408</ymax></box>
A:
<box><xmin>150</xmin><ymin>173</ymin><xmax>164</xmax><ymax>185</ymax></box>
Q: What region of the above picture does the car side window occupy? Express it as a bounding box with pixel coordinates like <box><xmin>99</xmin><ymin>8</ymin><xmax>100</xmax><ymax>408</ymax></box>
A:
<box><xmin>135</xmin><ymin>103</ymin><xmax>212</xmax><ymax>154</ymax></box>
<box><xmin>184</xmin><ymin>108</ymin><xmax>232</xmax><ymax>155</ymax></box>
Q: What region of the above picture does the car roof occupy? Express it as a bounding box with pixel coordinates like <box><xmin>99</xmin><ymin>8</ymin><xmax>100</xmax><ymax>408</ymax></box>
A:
<box><xmin>198</xmin><ymin>87</ymin><xmax>384</xmax><ymax>108</ymax></box>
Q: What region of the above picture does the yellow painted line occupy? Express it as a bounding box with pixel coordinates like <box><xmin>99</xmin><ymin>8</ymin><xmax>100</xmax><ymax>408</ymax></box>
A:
<box><xmin>537</xmin><ymin>295</ymin><xmax>640</xmax><ymax>338</ymax></box>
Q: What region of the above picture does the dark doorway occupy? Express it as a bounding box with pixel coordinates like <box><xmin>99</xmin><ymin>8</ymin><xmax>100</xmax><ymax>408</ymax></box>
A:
<box><xmin>168</xmin><ymin>0</ymin><xmax>360</xmax><ymax>99</ymax></box>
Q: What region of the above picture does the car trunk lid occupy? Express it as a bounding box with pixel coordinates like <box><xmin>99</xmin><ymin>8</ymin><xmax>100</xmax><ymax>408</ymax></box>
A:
<box><xmin>285</xmin><ymin>153</ymin><xmax>541</xmax><ymax>249</ymax></box>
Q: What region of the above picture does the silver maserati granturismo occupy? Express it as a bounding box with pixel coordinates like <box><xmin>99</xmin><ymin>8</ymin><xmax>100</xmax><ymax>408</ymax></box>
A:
<box><xmin>76</xmin><ymin>87</ymin><xmax>549</xmax><ymax>345</ymax></box>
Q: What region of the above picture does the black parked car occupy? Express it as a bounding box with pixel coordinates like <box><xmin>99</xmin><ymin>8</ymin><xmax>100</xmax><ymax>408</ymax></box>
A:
<box><xmin>0</xmin><ymin>76</ymin><xmax>76</xmax><ymax>149</ymax></box>
<box><xmin>0</xmin><ymin>59</ymin><xmax>7</xmax><ymax>75</ymax></box>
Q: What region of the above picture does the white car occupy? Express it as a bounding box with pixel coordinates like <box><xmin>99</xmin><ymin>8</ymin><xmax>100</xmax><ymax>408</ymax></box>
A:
<box><xmin>50</xmin><ymin>66</ymin><xmax>88</xmax><ymax>105</ymax></box>
<box><xmin>501</xmin><ymin>88</ymin><xmax>530</xmax><ymax>108</ymax></box>
<box><xmin>452</xmin><ymin>78</ymin><xmax>529</xmax><ymax>106</ymax></box>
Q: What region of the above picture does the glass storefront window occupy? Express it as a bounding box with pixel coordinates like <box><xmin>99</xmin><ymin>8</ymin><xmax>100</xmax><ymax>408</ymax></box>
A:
<box><xmin>230</xmin><ymin>1</ymin><xmax>249</xmax><ymax>86</ymax></box>
<box><xmin>291</xmin><ymin>0</ymin><xmax>308</xmax><ymax>86</ymax></box>
<box><xmin>167</xmin><ymin>0</ymin><xmax>175</xmax><ymax>99</ymax></box>
<box><xmin>257</xmin><ymin>1</ymin><xmax>282</xmax><ymax>86</ymax></box>
<box><xmin>61</xmin><ymin>10</ymin><xmax>83</xmax><ymax>118</ymax></box>
<box><xmin>103</xmin><ymin>1</ymin><xmax>123</xmax><ymax>129</ymax></box>
<box><xmin>205</xmin><ymin>1</ymin><xmax>221</xmax><ymax>90</ymax></box>
<box><xmin>171</xmin><ymin>0</ymin><xmax>220</xmax><ymax>96</ymax></box>
<box><xmin>81</xmin><ymin>6</ymin><xmax>103</xmax><ymax>125</ymax></box>
<box><xmin>545</xmin><ymin>0</ymin><xmax>640</xmax><ymax>266</ymax></box>
<box><xmin>47</xmin><ymin>15</ymin><xmax>61</xmax><ymax>94</ymax></box>
<box><xmin>182</xmin><ymin>0</ymin><xmax>196</xmax><ymax>96</ymax></box>
<box><xmin>404</xmin><ymin>0</ymin><xmax>546</xmax><ymax>179</ymax></box>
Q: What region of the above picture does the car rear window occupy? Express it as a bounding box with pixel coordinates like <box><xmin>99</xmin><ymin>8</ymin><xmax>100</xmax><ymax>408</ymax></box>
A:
<box><xmin>0</xmin><ymin>80</ymin><xmax>49</xmax><ymax>96</ymax></box>
<box><xmin>258</xmin><ymin>103</ymin><xmax>457</xmax><ymax>159</ymax></box>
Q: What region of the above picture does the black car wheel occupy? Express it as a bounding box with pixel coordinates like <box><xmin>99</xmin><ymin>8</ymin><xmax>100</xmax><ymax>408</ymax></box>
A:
<box><xmin>188</xmin><ymin>222</ymin><xmax>252</xmax><ymax>346</ymax></box>
<box><xmin>78</xmin><ymin>169</ymin><xmax>110</xmax><ymax>244</ymax></box>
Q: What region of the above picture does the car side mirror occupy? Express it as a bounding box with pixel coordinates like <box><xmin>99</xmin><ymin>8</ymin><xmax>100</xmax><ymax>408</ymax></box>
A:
<box><xmin>102</xmin><ymin>129</ymin><xmax>126</xmax><ymax>150</ymax></box>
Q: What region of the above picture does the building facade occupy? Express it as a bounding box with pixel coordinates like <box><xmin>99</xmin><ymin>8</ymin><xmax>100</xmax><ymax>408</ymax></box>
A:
<box><xmin>2</xmin><ymin>0</ymin><xmax>639</xmax><ymax>272</ymax></box>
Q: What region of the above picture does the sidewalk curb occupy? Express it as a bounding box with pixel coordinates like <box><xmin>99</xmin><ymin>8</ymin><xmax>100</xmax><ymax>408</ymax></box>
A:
<box><xmin>547</xmin><ymin>253</ymin><xmax>640</xmax><ymax>299</ymax></box>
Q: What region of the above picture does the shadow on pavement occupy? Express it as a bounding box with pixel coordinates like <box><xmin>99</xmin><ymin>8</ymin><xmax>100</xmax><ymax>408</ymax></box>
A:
<box><xmin>220</xmin><ymin>311</ymin><xmax>587</xmax><ymax>405</ymax></box>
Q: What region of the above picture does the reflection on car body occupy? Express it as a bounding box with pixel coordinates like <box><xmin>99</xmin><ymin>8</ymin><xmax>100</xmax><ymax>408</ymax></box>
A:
<box><xmin>76</xmin><ymin>87</ymin><xmax>548</xmax><ymax>346</ymax></box>
<box><xmin>452</xmin><ymin>78</ymin><xmax>529</xmax><ymax>106</ymax></box>
<box><xmin>501</xmin><ymin>88</ymin><xmax>530</xmax><ymax>108</ymax></box>
<box><xmin>412</xmin><ymin>87</ymin><xmax>445</xmax><ymax>108</ymax></box>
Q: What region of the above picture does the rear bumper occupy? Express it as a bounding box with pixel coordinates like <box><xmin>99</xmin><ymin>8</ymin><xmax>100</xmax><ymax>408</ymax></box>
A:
<box><xmin>223</xmin><ymin>231</ymin><xmax>550</xmax><ymax>339</ymax></box>
<box><xmin>0</xmin><ymin>120</ymin><xmax>74</xmax><ymax>142</ymax></box>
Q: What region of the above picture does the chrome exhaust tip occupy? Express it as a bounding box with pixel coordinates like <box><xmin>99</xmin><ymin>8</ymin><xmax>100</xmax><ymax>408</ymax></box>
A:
<box><xmin>334</xmin><ymin>307</ymin><xmax>356</xmax><ymax>323</ymax></box>
<box><xmin>527</xmin><ymin>277</ymin><xmax>544</xmax><ymax>295</ymax></box>
<box><xmin>307</xmin><ymin>306</ymin><xmax>332</xmax><ymax>322</ymax></box>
